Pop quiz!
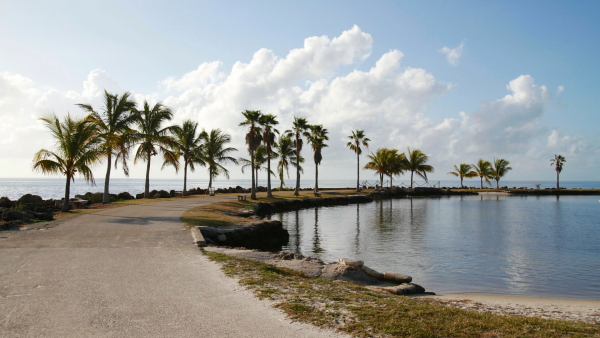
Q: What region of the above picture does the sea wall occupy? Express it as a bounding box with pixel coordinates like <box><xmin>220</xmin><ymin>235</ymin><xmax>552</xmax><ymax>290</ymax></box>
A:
<box><xmin>370</xmin><ymin>187</ymin><xmax>478</xmax><ymax>198</ymax></box>
<box><xmin>253</xmin><ymin>195</ymin><xmax>374</xmax><ymax>216</ymax></box>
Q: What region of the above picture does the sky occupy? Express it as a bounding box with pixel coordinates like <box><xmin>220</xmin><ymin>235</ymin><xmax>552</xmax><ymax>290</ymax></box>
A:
<box><xmin>1</xmin><ymin>0</ymin><xmax>599</xmax><ymax>184</ymax></box>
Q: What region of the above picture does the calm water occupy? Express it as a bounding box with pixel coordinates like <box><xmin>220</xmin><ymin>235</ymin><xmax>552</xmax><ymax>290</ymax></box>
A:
<box><xmin>1</xmin><ymin>177</ymin><xmax>599</xmax><ymax>200</ymax></box>
<box><xmin>267</xmin><ymin>195</ymin><xmax>600</xmax><ymax>299</ymax></box>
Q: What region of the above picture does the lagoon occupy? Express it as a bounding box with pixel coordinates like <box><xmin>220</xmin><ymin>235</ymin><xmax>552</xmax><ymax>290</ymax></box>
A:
<box><xmin>267</xmin><ymin>194</ymin><xmax>600</xmax><ymax>300</ymax></box>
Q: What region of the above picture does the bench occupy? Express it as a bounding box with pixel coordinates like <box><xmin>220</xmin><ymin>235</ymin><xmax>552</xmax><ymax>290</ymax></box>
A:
<box><xmin>314</xmin><ymin>192</ymin><xmax>322</xmax><ymax>197</ymax></box>
<box><xmin>237</xmin><ymin>195</ymin><xmax>247</xmax><ymax>201</ymax></box>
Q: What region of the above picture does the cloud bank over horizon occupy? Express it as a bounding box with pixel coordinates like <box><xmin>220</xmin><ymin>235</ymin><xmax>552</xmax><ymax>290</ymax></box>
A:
<box><xmin>0</xmin><ymin>26</ymin><xmax>594</xmax><ymax>183</ymax></box>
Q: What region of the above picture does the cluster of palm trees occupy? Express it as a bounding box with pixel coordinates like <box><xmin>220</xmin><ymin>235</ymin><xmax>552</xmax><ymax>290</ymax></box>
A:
<box><xmin>448</xmin><ymin>158</ymin><xmax>512</xmax><ymax>189</ymax></box>
<box><xmin>33</xmin><ymin>91</ymin><xmax>237</xmax><ymax>211</ymax></box>
<box><xmin>239</xmin><ymin>111</ymin><xmax>328</xmax><ymax>199</ymax></box>
<box><xmin>358</xmin><ymin>145</ymin><xmax>435</xmax><ymax>189</ymax></box>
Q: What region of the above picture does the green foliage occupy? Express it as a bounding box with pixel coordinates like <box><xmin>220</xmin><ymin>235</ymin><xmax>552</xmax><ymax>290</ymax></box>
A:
<box><xmin>201</xmin><ymin>128</ymin><xmax>238</xmax><ymax>187</ymax></box>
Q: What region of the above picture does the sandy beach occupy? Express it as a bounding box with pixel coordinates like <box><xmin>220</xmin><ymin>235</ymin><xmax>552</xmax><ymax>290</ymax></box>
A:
<box><xmin>428</xmin><ymin>294</ymin><xmax>600</xmax><ymax>324</ymax></box>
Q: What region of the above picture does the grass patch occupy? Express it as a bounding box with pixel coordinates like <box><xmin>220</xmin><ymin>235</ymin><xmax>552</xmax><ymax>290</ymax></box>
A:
<box><xmin>203</xmin><ymin>250</ymin><xmax>600</xmax><ymax>338</ymax></box>
<box><xmin>179</xmin><ymin>190</ymin><xmax>360</xmax><ymax>229</ymax></box>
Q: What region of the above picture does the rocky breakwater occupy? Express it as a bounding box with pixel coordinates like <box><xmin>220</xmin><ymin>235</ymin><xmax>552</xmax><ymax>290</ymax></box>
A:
<box><xmin>198</xmin><ymin>221</ymin><xmax>289</xmax><ymax>251</ymax></box>
<box><xmin>253</xmin><ymin>195</ymin><xmax>374</xmax><ymax>215</ymax></box>
<box><xmin>370</xmin><ymin>187</ymin><xmax>478</xmax><ymax>198</ymax></box>
<box><xmin>0</xmin><ymin>194</ymin><xmax>57</xmax><ymax>230</ymax></box>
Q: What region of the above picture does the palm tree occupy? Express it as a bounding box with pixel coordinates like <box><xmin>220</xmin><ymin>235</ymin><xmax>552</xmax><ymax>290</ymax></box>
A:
<box><xmin>239</xmin><ymin>110</ymin><xmax>263</xmax><ymax>200</ymax></box>
<box><xmin>307</xmin><ymin>124</ymin><xmax>329</xmax><ymax>193</ymax></box>
<box><xmin>32</xmin><ymin>114</ymin><xmax>103</xmax><ymax>211</ymax></box>
<box><xmin>172</xmin><ymin>120</ymin><xmax>206</xmax><ymax>196</ymax></box>
<box><xmin>347</xmin><ymin>130</ymin><xmax>370</xmax><ymax>192</ymax></box>
<box><xmin>550</xmin><ymin>154</ymin><xmax>566</xmax><ymax>190</ymax></box>
<box><xmin>273</xmin><ymin>136</ymin><xmax>303</xmax><ymax>190</ymax></box>
<box><xmin>363</xmin><ymin>148</ymin><xmax>394</xmax><ymax>188</ymax></box>
<box><xmin>387</xmin><ymin>150</ymin><xmax>407</xmax><ymax>187</ymax></box>
<box><xmin>472</xmin><ymin>159</ymin><xmax>493</xmax><ymax>189</ymax></box>
<box><xmin>405</xmin><ymin>147</ymin><xmax>434</xmax><ymax>188</ymax></box>
<box><xmin>76</xmin><ymin>91</ymin><xmax>137</xmax><ymax>204</ymax></box>
<box><xmin>447</xmin><ymin>163</ymin><xmax>477</xmax><ymax>188</ymax></box>
<box><xmin>260</xmin><ymin>114</ymin><xmax>279</xmax><ymax>197</ymax></box>
<box><xmin>133</xmin><ymin>100</ymin><xmax>179</xmax><ymax>198</ymax></box>
<box><xmin>239</xmin><ymin>145</ymin><xmax>278</xmax><ymax>191</ymax></box>
<box><xmin>285</xmin><ymin>117</ymin><xmax>311</xmax><ymax>196</ymax></box>
<box><xmin>201</xmin><ymin>128</ymin><xmax>238</xmax><ymax>188</ymax></box>
<box><xmin>492</xmin><ymin>158</ymin><xmax>512</xmax><ymax>189</ymax></box>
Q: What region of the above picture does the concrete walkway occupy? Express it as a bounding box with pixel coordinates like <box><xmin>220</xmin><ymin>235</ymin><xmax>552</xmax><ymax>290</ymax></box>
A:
<box><xmin>0</xmin><ymin>196</ymin><xmax>344</xmax><ymax>338</ymax></box>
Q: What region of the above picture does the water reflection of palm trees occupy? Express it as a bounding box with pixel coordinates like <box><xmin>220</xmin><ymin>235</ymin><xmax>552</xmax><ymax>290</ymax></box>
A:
<box><xmin>294</xmin><ymin>210</ymin><xmax>301</xmax><ymax>254</ymax></box>
<box><xmin>312</xmin><ymin>207</ymin><xmax>324</xmax><ymax>253</ymax></box>
<box><xmin>354</xmin><ymin>203</ymin><xmax>361</xmax><ymax>254</ymax></box>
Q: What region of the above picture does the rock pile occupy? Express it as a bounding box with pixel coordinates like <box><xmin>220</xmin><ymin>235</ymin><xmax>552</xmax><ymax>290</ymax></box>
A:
<box><xmin>369</xmin><ymin>187</ymin><xmax>478</xmax><ymax>198</ymax></box>
<box><xmin>198</xmin><ymin>221</ymin><xmax>290</xmax><ymax>251</ymax></box>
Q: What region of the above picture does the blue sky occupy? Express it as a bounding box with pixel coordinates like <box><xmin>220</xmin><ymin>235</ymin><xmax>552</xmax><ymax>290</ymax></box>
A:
<box><xmin>1</xmin><ymin>0</ymin><xmax>598</xmax><ymax>182</ymax></box>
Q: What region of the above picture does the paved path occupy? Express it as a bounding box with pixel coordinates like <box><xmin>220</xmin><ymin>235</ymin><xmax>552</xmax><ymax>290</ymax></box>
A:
<box><xmin>0</xmin><ymin>196</ymin><xmax>343</xmax><ymax>338</ymax></box>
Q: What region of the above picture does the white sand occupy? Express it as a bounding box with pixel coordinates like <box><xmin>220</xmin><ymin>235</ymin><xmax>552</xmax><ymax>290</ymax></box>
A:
<box><xmin>427</xmin><ymin>294</ymin><xmax>600</xmax><ymax>324</ymax></box>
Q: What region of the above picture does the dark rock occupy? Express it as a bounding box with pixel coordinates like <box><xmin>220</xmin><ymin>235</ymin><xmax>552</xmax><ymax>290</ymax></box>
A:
<box><xmin>199</xmin><ymin>221</ymin><xmax>289</xmax><ymax>251</ymax></box>
<box><xmin>17</xmin><ymin>194</ymin><xmax>43</xmax><ymax>206</ymax></box>
<box><xmin>136</xmin><ymin>193</ymin><xmax>145</xmax><ymax>199</ymax></box>
<box><xmin>117</xmin><ymin>192</ymin><xmax>135</xmax><ymax>200</ymax></box>
<box><xmin>155</xmin><ymin>190</ymin><xmax>171</xmax><ymax>198</ymax></box>
<box><xmin>2</xmin><ymin>209</ymin><xmax>23</xmax><ymax>221</ymax></box>
<box><xmin>0</xmin><ymin>197</ymin><xmax>14</xmax><ymax>208</ymax></box>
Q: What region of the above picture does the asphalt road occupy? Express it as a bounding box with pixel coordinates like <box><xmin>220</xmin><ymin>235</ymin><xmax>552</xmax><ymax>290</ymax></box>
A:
<box><xmin>0</xmin><ymin>196</ymin><xmax>343</xmax><ymax>338</ymax></box>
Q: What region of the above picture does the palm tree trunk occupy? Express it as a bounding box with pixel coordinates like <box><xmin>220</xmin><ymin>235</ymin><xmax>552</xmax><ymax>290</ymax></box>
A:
<box><xmin>267</xmin><ymin>151</ymin><xmax>273</xmax><ymax>198</ymax></box>
<box><xmin>144</xmin><ymin>153</ymin><xmax>151</xmax><ymax>198</ymax></box>
<box><xmin>294</xmin><ymin>141</ymin><xmax>300</xmax><ymax>196</ymax></box>
<box><xmin>250</xmin><ymin>148</ymin><xmax>256</xmax><ymax>200</ymax></box>
<box><xmin>480</xmin><ymin>176</ymin><xmax>483</xmax><ymax>189</ymax></box>
<box><xmin>556</xmin><ymin>170</ymin><xmax>559</xmax><ymax>190</ymax></box>
<box><xmin>315</xmin><ymin>163</ymin><xmax>318</xmax><ymax>193</ymax></box>
<box><xmin>496</xmin><ymin>179</ymin><xmax>499</xmax><ymax>189</ymax></box>
<box><xmin>389</xmin><ymin>175</ymin><xmax>393</xmax><ymax>188</ymax></box>
<box><xmin>183</xmin><ymin>159</ymin><xmax>188</xmax><ymax>196</ymax></box>
<box><xmin>410</xmin><ymin>171</ymin><xmax>414</xmax><ymax>188</ymax></box>
<box><xmin>208</xmin><ymin>173</ymin><xmax>212</xmax><ymax>189</ymax></box>
<box><xmin>62</xmin><ymin>175</ymin><xmax>71</xmax><ymax>212</ymax></box>
<box><xmin>103</xmin><ymin>153</ymin><xmax>112</xmax><ymax>204</ymax></box>
<box><xmin>380</xmin><ymin>173</ymin><xmax>383</xmax><ymax>188</ymax></box>
<box><xmin>255</xmin><ymin>168</ymin><xmax>259</xmax><ymax>192</ymax></box>
<box><xmin>356</xmin><ymin>152</ymin><xmax>360</xmax><ymax>192</ymax></box>
<box><xmin>460</xmin><ymin>176</ymin><xmax>463</xmax><ymax>188</ymax></box>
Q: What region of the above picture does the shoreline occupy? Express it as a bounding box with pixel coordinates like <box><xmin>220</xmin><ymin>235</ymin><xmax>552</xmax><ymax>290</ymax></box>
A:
<box><xmin>427</xmin><ymin>293</ymin><xmax>600</xmax><ymax>324</ymax></box>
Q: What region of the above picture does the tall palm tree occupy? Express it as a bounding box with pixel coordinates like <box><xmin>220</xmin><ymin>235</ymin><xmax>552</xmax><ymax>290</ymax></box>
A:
<box><xmin>347</xmin><ymin>130</ymin><xmax>370</xmax><ymax>192</ymax></box>
<box><xmin>448</xmin><ymin>163</ymin><xmax>477</xmax><ymax>188</ymax></box>
<box><xmin>307</xmin><ymin>124</ymin><xmax>329</xmax><ymax>193</ymax></box>
<box><xmin>285</xmin><ymin>117</ymin><xmax>310</xmax><ymax>196</ymax></box>
<box><xmin>550</xmin><ymin>154</ymin><xmax>566</xmax><ymax>190</ymax></box>
<box><xmin>472</xmin><ymin>159</ymin><xmax>493</xmax><ymax>189</ymax></box>
<box><xmin>260</xmin><ymin>114</ymin><xmax>279</xmax><ymax>197</ymax></box>
<box><xmin>172</xmin><ymin>120</ymin><xmax>206</xmax><ymax>196</ymax></box>
<box><xmin>32</xmin><ymin>114</ymin><xmax>103</xmax><ymax>211</ymax></box>
<box><xmin>363</xmin><ymin>148</ymin><xmax>394</xmax><ymax>188</ymax></box>
<box><xmin>274</xmin><ymin>136</ymin><xmax>303</xmax><ymax>190</ymax></box>
<box><xmin>201</xmin><ymin>128</ymin><xmax>238</xmax><ymax>188</ymax></box>
<box><xmin>133</xmin><ymin>100</ymin><xmax>179</xmax><ymax>198</ymax></box>
<box><xmin>492</xmin><ymin>158</ymin><xmax>512</xmax><ymax>189</ymax></box>
<box><xmin>405</xmin><ymin>147</ymin><xmax>434</xmax><ymax>188</ymax></box>
<box><xmin>76</xmin><ymin>91</ymin><xmax>137</xmax><ymax>204</ymax></box>
<box><xmin>239</xmin><ymin>145</ymin><xmax>278</xmax><ymax>191</ymax></box>
<box><xmin>239</xmin><ymin>110</ymin><xmax>263</xmax><ymax>200</ymax></box>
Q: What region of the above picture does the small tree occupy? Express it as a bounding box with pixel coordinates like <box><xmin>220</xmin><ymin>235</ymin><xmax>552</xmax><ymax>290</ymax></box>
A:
<box><xmin>274</xmin><ymin>136</ymin><xmax>303</xmax><ymax>190</ymax></box>
<box><xmin>405</xmin><ymin>147</ymin><xmax>434</xmax><ymax>188</ymax></box>
<box><xmin>77</xmin><ymin>90</ymin><xmax>137</xmax><ymax>204</ymax></box>
<box><xmin>550</xmin><ymin>154</ymin><xmax>566</xmax><ymax>190</ymax></box>
<box><xmin>472</xmin><ymin>159</ymin><xmax>493</xmax><ymax>189</ymax></box>
<box><xmin>492</xmin><ymin>158</ymin><xmax>512</xmax><ymax>189</ymax></box>
<box><xmin>201</xmin><ymin>129</ymin><xmax>238</xmax><ymax>188</ymax></box>
<box><xmin>347</xmin><ymin>130</ymin><xmax>370</xmax><ymax>192</ymax></box>
<box><xmin>133</xmin><ymin>101</ymin><xmax>179</xmax><ymax>198</ymax></box>
<box><xmin>260</xmin><ymin>114</ymin><xmax>279</xmax><ymax>197</ymax></box>
<box><xmin>172</xmin><ymin>120</ymin><xmax>206</xmax><ymax>196</ymax></box>
<box><xmin>32</xmin><ymin>114</ymin><xmax>103</xmax><ymax>211</ymax></box>
<box><xmin>448</xmin><ymin>163</ymin><xmax>477</xmax><ymax>188</ymax></box>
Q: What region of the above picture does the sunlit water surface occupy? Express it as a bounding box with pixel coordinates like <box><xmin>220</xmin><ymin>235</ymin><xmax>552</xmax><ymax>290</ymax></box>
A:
<box><xmin>267</xmin><ymin>195</ymin><xmax>600</xmax><ymax>299</ymax></box>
